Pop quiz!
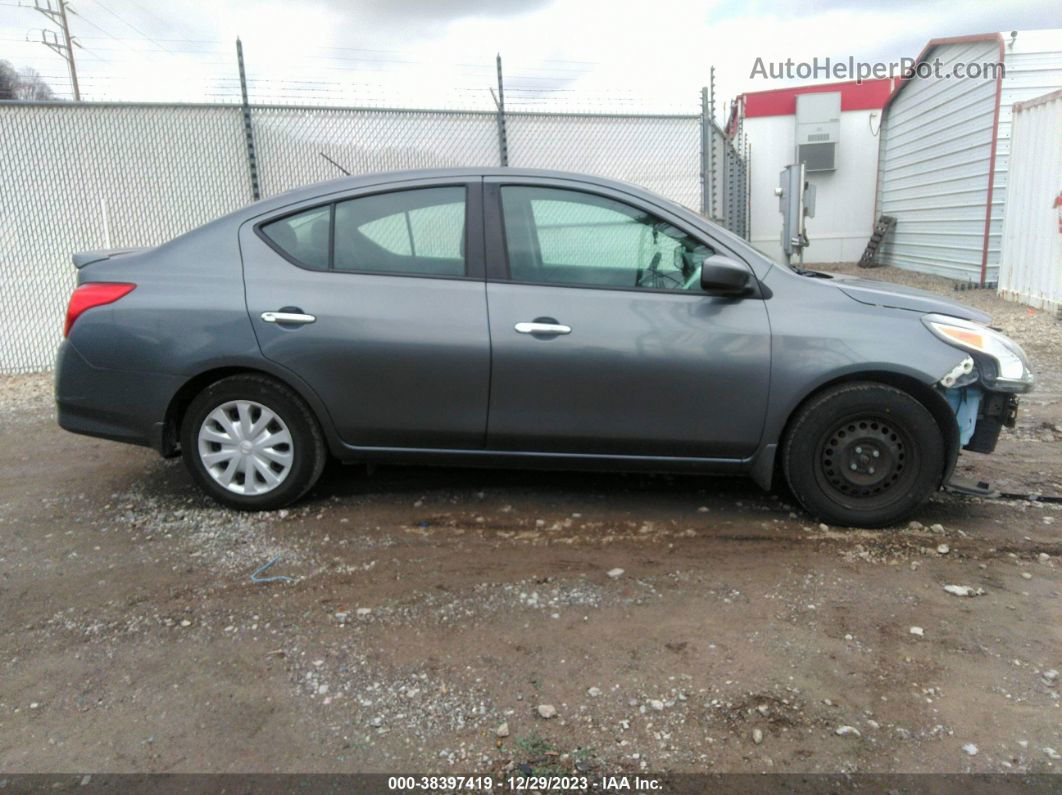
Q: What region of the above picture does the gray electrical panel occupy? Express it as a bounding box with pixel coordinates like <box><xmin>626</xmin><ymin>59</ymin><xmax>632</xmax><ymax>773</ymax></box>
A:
<box><xmin>777</xmin><ymin>163</ymin><xmax>816</xmax><ymax>262</ymax></box>
<box><xmin>796</xmin><ymin>92</ymin><xmax>840</xmax><ymax>172</ymax></box>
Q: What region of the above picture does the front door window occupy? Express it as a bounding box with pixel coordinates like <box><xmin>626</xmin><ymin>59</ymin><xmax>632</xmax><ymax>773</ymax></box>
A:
<box><xmin>500</xmin><ymin>186</ymin><xmax>713</xmax><ymax>291</ymax></box>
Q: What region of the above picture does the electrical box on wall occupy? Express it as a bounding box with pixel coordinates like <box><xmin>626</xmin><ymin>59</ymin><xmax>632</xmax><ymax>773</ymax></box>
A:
<box><xmin>796</xmin><ymin>91</ymin><xmax>840</xmax><ymax>172</ymax></box>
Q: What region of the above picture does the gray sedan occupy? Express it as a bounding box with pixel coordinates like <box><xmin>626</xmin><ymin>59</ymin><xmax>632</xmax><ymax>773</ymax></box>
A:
<box><xmin>55</xmin><ymin>168</ymin><xmax>1033</xmax><ymax>526</ymax></box>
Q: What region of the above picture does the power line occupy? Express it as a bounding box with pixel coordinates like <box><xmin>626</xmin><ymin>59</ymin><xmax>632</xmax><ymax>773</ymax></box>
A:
<box><xmin>88</xmin><ymin>0</ymin><xmax>173</xmax><ymax>53</ymax></box>
<box><xmin>118</xmin><ymin>0</ymin><xmax>195</xmax><ymax>41</ymax></box>
<box><xmin>66</xmin><ymin>8</ymin><xmax>137</xmax><ymax>52</ymax></box>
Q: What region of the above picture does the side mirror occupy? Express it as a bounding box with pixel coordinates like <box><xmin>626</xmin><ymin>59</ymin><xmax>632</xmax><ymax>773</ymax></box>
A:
<box><xmin>700</xmin><ymin>254</ymin><xmax>752</xmax><ymax>294</ymax></box>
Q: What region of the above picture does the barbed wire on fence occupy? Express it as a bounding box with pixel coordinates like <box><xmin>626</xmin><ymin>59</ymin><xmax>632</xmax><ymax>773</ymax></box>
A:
<box><xmin>1</xmin><ymin>25</ymin><xmax>713</xmax><ymax>115</ymax></box>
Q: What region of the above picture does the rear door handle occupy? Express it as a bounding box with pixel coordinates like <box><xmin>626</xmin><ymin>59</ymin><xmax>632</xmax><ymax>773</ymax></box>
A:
<box><xmin>515</xmin><ymin>321</ymin><xmax>571</xmax><ymax>336</ymax></box>
<box><xmin>261</xmin><ymin>311</ymin><xmax>316</xmax><ymax>325</ymax></box>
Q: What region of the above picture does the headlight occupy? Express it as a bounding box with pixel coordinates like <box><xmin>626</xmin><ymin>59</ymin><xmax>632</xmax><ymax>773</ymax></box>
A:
<box><xmin>923</xmin><ymin>313</ymin><xmax>1033</xmax><ymax>391</ymax></box>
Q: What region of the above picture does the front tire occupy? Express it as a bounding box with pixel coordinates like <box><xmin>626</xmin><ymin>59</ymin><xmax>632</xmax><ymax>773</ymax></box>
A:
<box><xmin>782</xmin><ymin>382</ymin><xmax>945</xmax><ymax>528</ymax></box>
<box><xmin>180</xmin><ymin>375</ymin><xmax>326</xmax><ymax>511</ymax></box>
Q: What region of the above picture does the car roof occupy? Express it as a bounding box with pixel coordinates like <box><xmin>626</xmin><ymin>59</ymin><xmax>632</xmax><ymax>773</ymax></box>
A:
<box><xmin>232</xmin><ymin>166</ymin><xmax>769</xmax><ymax>266</ymax></box>
<box><xmin>250</xmin><ymin>167</ymin><xmax>659</xmax><ymax>215</ymax></box>
<box><xmin>177</xmin><ymin>166</ymin><xmax>774</xmax><ymax>281</ymax></box>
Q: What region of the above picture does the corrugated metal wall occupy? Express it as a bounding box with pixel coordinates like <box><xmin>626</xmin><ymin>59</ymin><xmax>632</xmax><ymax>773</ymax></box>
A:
<box><xmin>991</xmin><ymin>30</ymin><xmax>1062</xmax><ymax>283</ymax></box>
<box><xmin>876</xmin><ymin>38</ymin><xmax>1001</xmax><ymax>281</ymax></box>
<box><xmin>876</xmin><ymin>29</ymin><xmax>1062</xmax><ymax>282</ymax></box>
<box><xmin>997</xmin><ymin>90</ymin><xmax>1062</xmax><ymax>311</ymax></box>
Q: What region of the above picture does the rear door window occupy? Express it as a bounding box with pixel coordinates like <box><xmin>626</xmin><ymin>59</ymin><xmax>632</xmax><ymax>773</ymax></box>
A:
<box><xmin>259</xmin><ymin>186</ymin><xmax>468</xmax><ymax>277</ymax></box>
<box><xmin>334</xmin><ymin>187</ymin><xmax>466</xmax><ymax>276</ymax></box>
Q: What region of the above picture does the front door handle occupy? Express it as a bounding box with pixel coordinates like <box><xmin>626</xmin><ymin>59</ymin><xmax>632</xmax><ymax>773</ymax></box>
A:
<box><xmin>261</xmin><ymin>311</ymin><xmax>316</xmax><ymax>325</ymax></box>
<box><xmin>515</xmin><ymin>321</ymin><xmax>571</xmax><ymax>336</ymax></box>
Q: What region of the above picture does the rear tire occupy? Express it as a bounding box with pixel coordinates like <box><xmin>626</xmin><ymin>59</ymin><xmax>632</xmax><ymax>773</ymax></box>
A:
<box><xmin>180</xmin><ymin>374</ymin><xmax>326</xmax><ymax>511</ymax></box>
<box><xmin>782</xmin><ymin>382</ymin><xmax>945</xmax><ymax>528</ymax></box>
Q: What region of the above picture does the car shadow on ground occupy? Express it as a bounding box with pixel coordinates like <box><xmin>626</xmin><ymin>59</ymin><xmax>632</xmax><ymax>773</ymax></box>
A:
<box><xmin>309</xmin><ymin>456</ymin><xmax>770</xmax><ymax>503</ymax></box>
<box><xmin>137</xmin><ymin>447</ymin><xmax>989</xmax><ymax>531</ymax></box>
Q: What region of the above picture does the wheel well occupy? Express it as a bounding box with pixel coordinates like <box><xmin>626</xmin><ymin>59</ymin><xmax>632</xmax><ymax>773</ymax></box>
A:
<box><xmin>161</xmin><ymin>367</ymin><xmax>296</xmax><ymax>457</ymax></box>
<box><xmin>775</xmin><ymin>371</ymin><xmax>960</xmax><ymax>487</ymax></box>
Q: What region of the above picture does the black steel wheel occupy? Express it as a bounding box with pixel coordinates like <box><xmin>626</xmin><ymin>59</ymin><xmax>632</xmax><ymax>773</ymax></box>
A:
<box><xmin>783</xmin><ymin>382</ymin><xmax>945</xmax><ymax>527</ymax></box>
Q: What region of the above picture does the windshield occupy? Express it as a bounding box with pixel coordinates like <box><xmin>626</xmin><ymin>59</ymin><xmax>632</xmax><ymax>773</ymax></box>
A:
<box><xmin>652</xmin><ymin>194</ymin><xmax>790</xmax><ymax>274</ymax></box>
<box><xmin>656</xmin><ymin>196</ymin><xmax>832</xmax><ymax>277</ymax></box>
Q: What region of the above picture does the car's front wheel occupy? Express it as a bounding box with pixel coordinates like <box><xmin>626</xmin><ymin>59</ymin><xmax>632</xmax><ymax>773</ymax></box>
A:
<box><xmin>181</xmin><ymin>374</ymin><xmax>326</xmax><ymax>511</ymax></box>
<box><xmin>782</xmin><ymin>382</ymin><xmax>945</xmax><ymax>528</ymax></box>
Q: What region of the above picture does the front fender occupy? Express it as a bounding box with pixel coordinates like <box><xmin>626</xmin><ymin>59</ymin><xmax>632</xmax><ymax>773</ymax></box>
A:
<box><xmin>748</xmin><ymin>367</ymin><xmax>962</xmax><ymax>491</ymax></box>
<box><xmin>750</xmin><ymin>273</ymin><xmax>969</xmax><ymax>489</ymax></box>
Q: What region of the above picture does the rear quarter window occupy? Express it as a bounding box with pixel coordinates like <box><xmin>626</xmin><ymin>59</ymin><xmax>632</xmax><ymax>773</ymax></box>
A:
<box><xmin>261</xmin><ymin>206</ymin><xmax>331</xmax><ymax>270</ymax></box>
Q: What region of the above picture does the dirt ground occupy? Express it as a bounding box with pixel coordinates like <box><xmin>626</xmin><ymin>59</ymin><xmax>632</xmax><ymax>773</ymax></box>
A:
<box><xmin>1</xmin><ymin>263</ymin><xmax>1060</xmax><ymax>776</ymax></box>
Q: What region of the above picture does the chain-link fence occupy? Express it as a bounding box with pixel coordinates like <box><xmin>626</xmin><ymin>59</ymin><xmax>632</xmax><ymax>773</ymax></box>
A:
<box><xmin>252</xmin><ymin>105</ymin><xmax>504</xmax><ymax>196</ymax></box>
<box><xmin>506</xmin><ymin>112</ymin><xmax>702</xmax><ymax>210</ymax></box>
<box><xmin>0</xmin><ymin>98</ymin><xmax>748</xmax><ymax>374</ymax></box>
<box><xmin>0</xmin><ymin>102</ymin><xmax>252</xmax><ymax>374</ymax></box>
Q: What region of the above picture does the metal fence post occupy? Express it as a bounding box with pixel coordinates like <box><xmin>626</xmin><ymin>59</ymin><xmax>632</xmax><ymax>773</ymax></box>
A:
<box><xmin>236</xmin><ymin>37</ymin><xmax>260</xmax><ymax>201</ymax></box>
<box><xmin>743</xmin><ymin>132</ymin><xmax>751</xmax><ymax>238</ymax></box>
<box><xmin>699</xmin><ymin>86</ymin><xmax>709</xmax><ymax>216</ymax></box>
<box><xmin>723</xmin><ymin>136</ymin><xmax>732</xmax><ymax>231</ymax></box>
<box><xmin>707</xmin><ymin>67</ymin><xmax>716</xmax><ymax>220</ymax></box>
<box><xmin>745</xmin><ymin>136</ymin><xmax>752</xmax><ymax>240</ymax></box>
<box><xmin>494</xmin><ymin>54</ymin><xmax>509</xmax><ymax>167</ymax></box>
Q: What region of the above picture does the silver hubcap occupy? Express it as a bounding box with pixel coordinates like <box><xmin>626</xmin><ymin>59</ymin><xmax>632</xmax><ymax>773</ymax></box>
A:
<box><xmin>197</xmin><ymin>400</ymin><xmax>293</xmax><ymax>496</ymax></box>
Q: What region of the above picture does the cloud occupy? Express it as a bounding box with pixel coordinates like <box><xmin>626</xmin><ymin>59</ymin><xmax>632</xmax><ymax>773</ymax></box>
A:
<box><xmin>0</xmin><ymin>0</ymin><xmax>1056</xmax><ymax>109</ymax></box>
<box><xmin>354</xmin><ymin>0</ymin><xmax>551</xmax><ymax>24</ymax></box>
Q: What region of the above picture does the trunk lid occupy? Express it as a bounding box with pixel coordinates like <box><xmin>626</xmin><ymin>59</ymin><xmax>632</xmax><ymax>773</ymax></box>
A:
<box><xmin>72</xmin><ymin>248</ymin><xmax>150</xmax><ymax>269</ymax></box>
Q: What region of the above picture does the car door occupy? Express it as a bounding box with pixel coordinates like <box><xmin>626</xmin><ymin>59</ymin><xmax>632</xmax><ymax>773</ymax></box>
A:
<box><xmin>483</xmin><ymin>178</ymin><xmax>771</xmax><ymax>458</ymax></box>
<box><xmin>240</xmin><ymin>178</ymin><xmax>490</xmax><ymax>449</ymax></box>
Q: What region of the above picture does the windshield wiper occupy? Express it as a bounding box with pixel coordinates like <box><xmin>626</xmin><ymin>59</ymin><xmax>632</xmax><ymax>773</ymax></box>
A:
<box><xmin>792</xmin><ymin>267</ymin><xmax>832</xmax><ymax>278</ymax></box>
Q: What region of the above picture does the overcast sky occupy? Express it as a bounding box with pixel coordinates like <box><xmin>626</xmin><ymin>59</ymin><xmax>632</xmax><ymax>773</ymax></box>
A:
<box><xmin>1</xmin><ymin>0</ymin><xmax>1057</xmax><ymax>114</ymax></box>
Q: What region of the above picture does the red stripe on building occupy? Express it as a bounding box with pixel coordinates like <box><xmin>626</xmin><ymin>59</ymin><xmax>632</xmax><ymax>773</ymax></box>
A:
<box><xmin>742</xmin><ymin>78</ymin><xmax>894</xmax><ymax>118</ymax></box>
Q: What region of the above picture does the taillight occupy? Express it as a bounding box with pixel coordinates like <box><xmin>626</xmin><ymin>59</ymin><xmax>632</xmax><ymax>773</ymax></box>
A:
<box><xmin>64</xmin><ymin>283</ymin><xmax>136</xmax><ymax>337</ymax></box>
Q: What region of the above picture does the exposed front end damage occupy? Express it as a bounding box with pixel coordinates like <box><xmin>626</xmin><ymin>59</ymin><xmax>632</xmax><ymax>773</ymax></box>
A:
<box><xmin>936</xmin><ymin>350</ymin><xmax>1028</xmax><ymax>456</ymax></box>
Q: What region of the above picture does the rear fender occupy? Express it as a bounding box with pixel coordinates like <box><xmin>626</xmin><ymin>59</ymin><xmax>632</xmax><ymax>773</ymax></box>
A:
<box><xmin>161</xmin><ymin>357</ymin><xmax>344</xmax><ymax>459</ymax></box>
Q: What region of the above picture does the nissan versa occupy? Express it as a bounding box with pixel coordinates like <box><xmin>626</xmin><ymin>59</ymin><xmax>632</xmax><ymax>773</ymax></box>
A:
<box><xmin>55</xmin><ymin>169</ymin><xmax>1034</xmax><ymax>526</ymax></box>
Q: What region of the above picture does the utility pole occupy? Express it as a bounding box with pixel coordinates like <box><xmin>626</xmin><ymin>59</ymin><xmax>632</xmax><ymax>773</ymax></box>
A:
<box><xmin>32</xmin><ymin>0</ymin><xmax>81</xmax><ymax>100</ymax></box>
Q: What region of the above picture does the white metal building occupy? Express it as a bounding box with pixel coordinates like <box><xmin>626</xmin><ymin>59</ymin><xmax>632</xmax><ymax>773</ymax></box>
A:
<box><xmin>875</xmin><ymin>29</ymin><xmax>1062</xmax><ymax>283</ymax></box>
<box><xmin>997</xmin><ymin>89</ymin><xmax>1062</xmax><ymax>311</ymax></box>
<box><xmin>739</xmin><ymin>79</ymin><xmax>894</xmax><ymax>263</ymax></box>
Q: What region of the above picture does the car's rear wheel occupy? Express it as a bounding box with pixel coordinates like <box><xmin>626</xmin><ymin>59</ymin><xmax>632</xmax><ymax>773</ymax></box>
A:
<box><xmin>181</xmin><ymin>375</ymin><xmax>326</xmax><ymax>511</ymax></box>
<box><xmin>782</xmin><ymin>382</ymin><xmax>945</xmax><ymax>528</ymax></box>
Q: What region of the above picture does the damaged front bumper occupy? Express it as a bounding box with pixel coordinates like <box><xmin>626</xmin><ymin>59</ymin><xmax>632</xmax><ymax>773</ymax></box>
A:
<box><xmin>938</xmin><ymin>355</ymin><xmax>1028</xmax><ymax>455</ymax></box>
<box><xmin>924</xmin><ymin>312</ymin><xmax>1034</xmax><ymax>457</ymax></box>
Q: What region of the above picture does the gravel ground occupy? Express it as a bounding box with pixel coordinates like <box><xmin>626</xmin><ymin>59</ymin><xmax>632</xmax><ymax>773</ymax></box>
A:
<box><xmin>1</xmin><ymin>264</ymin><xmax>1060</xmax><ymax>776</ymax></box>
